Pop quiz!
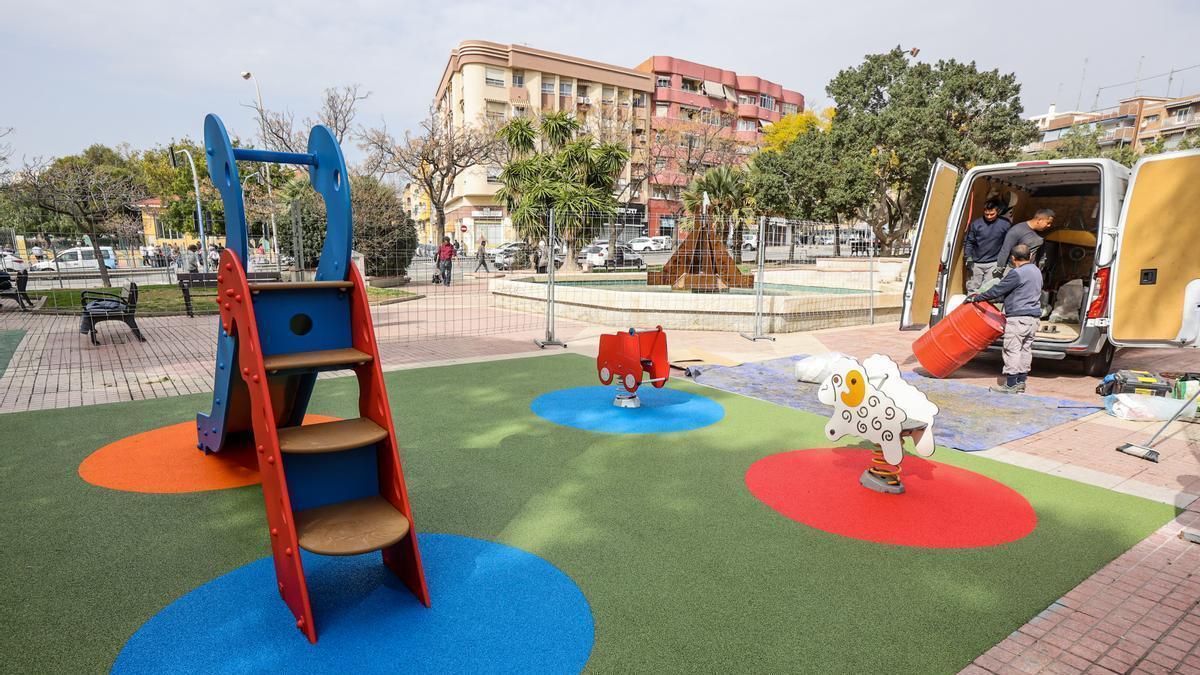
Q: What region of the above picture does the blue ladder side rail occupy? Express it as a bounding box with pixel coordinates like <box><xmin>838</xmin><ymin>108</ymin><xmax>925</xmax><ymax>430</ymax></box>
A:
<box><xmin>196</xmin><ymin>113</ymin><xmax>353</xmax><ymax>453</ymax></box>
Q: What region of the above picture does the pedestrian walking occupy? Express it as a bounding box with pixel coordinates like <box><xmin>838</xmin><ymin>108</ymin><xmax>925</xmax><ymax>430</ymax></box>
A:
<box><xmin>184</xmin><ymin>244</ymin><xmax>201</xmax><ymax>273</ymax></box>
<box><xmin>475</xmin><ymin>238</ymin><xmax>491</xmax><ymax>273</ymax></box>
<box><xmin>437</xmin><ymin>236</ymin><xmax>455</xmax><ymax>287</ymax></box>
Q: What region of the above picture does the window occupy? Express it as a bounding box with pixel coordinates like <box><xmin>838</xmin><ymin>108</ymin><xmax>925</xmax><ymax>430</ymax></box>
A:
<box><xmin>700</xmin><ymin>108</ymin><xmax>721</xmax><ymax>126</ymax></box>
<box><xmin>737</xmin><ymin>118</ymin><xmax>757</xmax><ymax>132</ymax></box>
<box><xmin>738</xmin><ymin>93</ymin><xmax>755</xmax><ymax>105</ymax></box>
<box><xmin>655</xmin><ymin>102</ymin><xmax>669</xmax><ymax>118</ymax></box>
<box><xmin>81</xmin><ymin>249</ymin><xmax>95</xmax><ymax>260</ymax></box>
<box><xmin>680</xmin><ymin>78</ymin><xmax>699</xmax><ymax>93</ymax></box>
<box><xmin>632</xmin><ymin>93</ymin><xmax>646</xmax><ymax>108</ymax></box>
<box><xmin>578</xmin><ymin>84</ymin><xmax>589</xmax><ymax>97</ymax></box>
<box><xmin>759</xmin><ymin>94</ymin><xmax>775</xmax><ymax>109</ymax></box>
<box><xmin>512</xmin><ymin>105</ymin><xmax>527</xmax><ymax>118</ymax></box>
<box><xmin>486</xmin><ymin>166</ymin><xmax>503</xmax><ymax>184</ymax></box>
<box><xmin>560</xmin><ymin>81</ymin><xmax>573</xmax><ymax>96</ymax></box>
<box><xmin>485</xmin><ymin>100</ymin><xmax>507</xmax><ymax>122</ymax></box>
<box><xmin>680</xmin><ymin>106</ymin><xmax>700</xmax><ymax>121</ymax></box>
<box><xmin>782</xmin><ymin>103</ymin><xmax>799</xmax><ymax>115</ymax></box>
<box><xmin>654</xmin><ymin>158</ymin><xmax>668</xmax><ymax>172</ymax></box>
<box><xmin>59</xmin><ymin>251</ymin><xmax>78</xmax><ymax>262</ymax></box>
<box><xmin>656</xmin><ymin>75</ymin><xmax>670</xmax><ymax>88</ymax></box>
<box><xmin>485</xmin><ymin>68</ymin><xmax>505</xmax><ymax>87</ymax></box>
<box><xmin>1141</xmin><ymin>115</ymin><xmax>1158</xmax><ymax>128</ymax></box>
<box><xmin>542</xmin><ymin>76</ymin><xmax>555</xmax><ymax>94</ymax></box>
<box><xmin>511</xmin><ymin>70</ymin><xmax>525</xmax><ymax>87</ymax></box>
<box><xmin>652</xmin><ymin>185</ymin><xmax>679</xmax><ymax>200</ymax></box>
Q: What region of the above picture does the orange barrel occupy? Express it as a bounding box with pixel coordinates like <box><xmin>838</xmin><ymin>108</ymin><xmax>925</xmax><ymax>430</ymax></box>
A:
<box><xmin>912</xmin><ymin>301</ymin><xmax>1006</xmax><ymax>378</ymax></box>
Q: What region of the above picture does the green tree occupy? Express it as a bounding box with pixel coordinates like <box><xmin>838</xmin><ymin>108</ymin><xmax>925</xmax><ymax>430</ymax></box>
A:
<box><xmin>495</xmin><ymin>112</ymin><xmax>629</xmax><ymax>270</ymax></box>
<box><xmin>349</xmin><ymin>174</ymin><xmax>417</xmax><ymax>278</ymax></box>
<box><xmin>823</xmin><ymin>47</ymin><xmax>1037</xmax><ymax>250</ymax></box>
<box><xmin>10</xmin><ymin>145</ymin><xmax>147</xmax><ymax>286</ymax></box>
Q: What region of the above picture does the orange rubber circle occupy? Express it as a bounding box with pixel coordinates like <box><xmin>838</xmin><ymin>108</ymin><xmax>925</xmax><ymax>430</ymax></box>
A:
<box><xmin>79</xmin><ymin>415</ymin><xmax>339</xmax><ymax>494</ymax></box>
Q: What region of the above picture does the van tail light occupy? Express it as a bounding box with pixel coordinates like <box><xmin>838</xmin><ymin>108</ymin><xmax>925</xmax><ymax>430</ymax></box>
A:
<box><xmin>1087</xmin><ymin>267</ymin><xmax>1110</xmax><ymax>319</ymax></box>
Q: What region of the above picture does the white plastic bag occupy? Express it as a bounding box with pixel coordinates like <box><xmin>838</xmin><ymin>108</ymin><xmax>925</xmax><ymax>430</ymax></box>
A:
<box><xmin>1105</xmin><ymin>393</ymin><xmax>1197</xmax><ymax>422</ymax></box>
<box><xmin>1049</xmin><ymin>279</ymin><xmax>1084</xmax><ymax>323</ymax></box>
<box><xmin>796</xmin><ymin>352</ymin><xmax>851</xmax><ymax>384</ymax></box>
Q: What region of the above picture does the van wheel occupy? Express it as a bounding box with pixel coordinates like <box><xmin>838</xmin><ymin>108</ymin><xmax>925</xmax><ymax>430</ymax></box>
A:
<box><xmin>1083</xmin><ymin>342</ymin><xmax>1116</xmax><ymax>377</ymax></box>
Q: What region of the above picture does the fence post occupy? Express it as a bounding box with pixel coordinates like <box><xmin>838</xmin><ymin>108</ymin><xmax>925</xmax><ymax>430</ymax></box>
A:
<box><xmin>741</xmin><ymin>216</ymin><xmax>775</xmax><ymax>342</ymax></box>
<box><xmin>868</xmin><ymin>227</ymin><xmax>876</xmax><ymax>325</ymax></box>
<box><xmin>535</xmin><ymin>208</ymin><xmax>567</xmax><ymax>349</ymax></box>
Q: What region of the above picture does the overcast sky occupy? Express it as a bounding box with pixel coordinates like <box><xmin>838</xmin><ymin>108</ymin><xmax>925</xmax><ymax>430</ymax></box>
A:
<box><xmin>2</xmin><ymin>0</ymin><xmax>1196</xmax><ymax>165</ymax></box>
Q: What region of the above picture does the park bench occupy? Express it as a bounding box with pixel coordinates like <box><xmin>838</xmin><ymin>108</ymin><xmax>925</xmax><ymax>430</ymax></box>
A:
<box><xmin>0</xmin><ymin>270</ymin><xmax>33</xmax><ymax>311</ymax></box>
<box><xmin>80</xmin><ymin>282</ymin><xmax>146</xmax><ymax>346</ymax></box>
<box><xmin>178</xmin><ymin>271</ymin><xmax>280</xmax><ymax>317</ymax></box>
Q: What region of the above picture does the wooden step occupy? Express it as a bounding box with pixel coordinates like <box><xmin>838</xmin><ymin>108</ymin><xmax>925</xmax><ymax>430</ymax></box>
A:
<box><xmin>278</xmin><ymin>418</ymin><xmax>388</xmax><ymax>454</ymax></box>
<box><xmin>262</xmin><ymin>348</ymin><xmax>372</xmax><ymax>373</ymax></box>
<box><xmin>294</xmin><ymin>495</ymin><xmax>411</xmax><ymax>556</ymax></box>
<box><xmin>249</xmin><ymin>281</ymin><xmax>354</xmax><ymax>293</ymax></box>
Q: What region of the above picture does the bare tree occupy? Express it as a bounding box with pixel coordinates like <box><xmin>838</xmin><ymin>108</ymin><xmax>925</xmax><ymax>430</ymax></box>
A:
<box><xmin>359</xmin><ymin>107</ymin><xmax>494</xmax><ymax>235</ymax></box>
<box><xmin>13</xmin><ymin>153</ymin><xmax>145</xmax><ymax>287</ymax></box>
<box><xmin>644</xmin><ymin>118</ymin><xmax>743</xmax><ymax>218</ymax></box>
<box><xmin>0</xmin><ymin>127</ymin><xmax>13</xmax><ymax>174</ymax></box>
<box><xmin>246</xmin><ymin>85</ymin><xmax>371</xmax><ymax>152</ymax></box>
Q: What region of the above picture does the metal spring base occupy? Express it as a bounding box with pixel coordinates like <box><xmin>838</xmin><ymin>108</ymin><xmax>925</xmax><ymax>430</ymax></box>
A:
<box><xmin>860</xmin><ymin>450</ymin><xmax>904</xmax><ymax>494</ymax></box>
<box><xmin>613</xmin><ymin>389</ymin><xmax>641</xmax><ymax>408</ymax></box>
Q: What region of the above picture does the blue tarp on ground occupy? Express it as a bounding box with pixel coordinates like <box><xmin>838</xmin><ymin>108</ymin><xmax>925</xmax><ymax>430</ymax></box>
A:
<box><xmin>690</xmin><ymin>355</ymin><xmax>1098</xmax><ymax>452</ymax></box>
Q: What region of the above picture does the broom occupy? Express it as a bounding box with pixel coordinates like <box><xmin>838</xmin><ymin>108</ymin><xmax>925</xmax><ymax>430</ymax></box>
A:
<box><xmin>1115</xmin><ymin>386</ymin><xmax>1200</xmax><ymax>463</ymax></box>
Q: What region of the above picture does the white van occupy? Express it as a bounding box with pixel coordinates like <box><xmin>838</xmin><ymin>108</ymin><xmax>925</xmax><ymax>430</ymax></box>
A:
<box><xmin>31</xmin><ymin>246</ymin><xmax>118</xmax><ymax>272</ymax></box>
<box><xmin>902</xmin><ymin>150</ymin><xmax>1200</xmax><ymax>375</ymax></box>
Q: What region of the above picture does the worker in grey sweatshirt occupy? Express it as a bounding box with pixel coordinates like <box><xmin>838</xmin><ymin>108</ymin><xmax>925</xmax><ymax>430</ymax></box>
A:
<box><xmin>967</xmin><ymin>243</ymin><xmax>1044</xmax><ymax>394</ymax></box>
<box><xmin>963</xmin><ymin>199</ymin><xmax>1012</xmax><ymax>292</ymax></box>
<box><xmin>992</xmin><ymin>208</ymin><xmax>1055</xmax><ymax>278</ymax></box>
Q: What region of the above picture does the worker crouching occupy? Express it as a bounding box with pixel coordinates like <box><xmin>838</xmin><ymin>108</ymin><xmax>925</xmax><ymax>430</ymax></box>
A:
<box><xmin>965</xmin><ymin>243</ymin><xmax>1043</xmax><ymax>394</ymax></box>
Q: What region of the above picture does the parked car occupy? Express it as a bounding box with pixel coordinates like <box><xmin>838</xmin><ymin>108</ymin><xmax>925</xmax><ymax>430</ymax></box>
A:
<box><xmin>628</xmin><ymin>237</ymin><xmax>657</xmax><ymax>253</ymax></box>
<box><xmin>742</xmin><ymin>234</ymin><xmax>758</xmax><ymax>251</ymax></box>
<box><xmin>489</xmin><ymin>241</ymin><xmax>523</xmax><ymax>258</ymax></box>
<box><xmin>2</xmin><ymin>252</ymin><xmax>28</xmax><ymax>272</ymax></box>
<box><xmin>650</xmin><ymin>236</ymin><xmax>674</xmax><ymax>251</ymax></box>
<box><xmin>587</xmin><ymin>244</ymin><xmax>645</xmax><ymax>269</ymax></box>
<box><xmin>495</xmin><ymin>244</ymin><xmax>563</xmax><ymax>271</ymax></box>
<box><xmin>904</xmin><ymin>151</ymin><xmax>1200</xmax><ymax>377</ymax></box>
<box><xmin>31</xmin><ymin>246</ymin><xmax>117</xmax><ymax>272</ymax></box>
<box><xmin>576</xmin><ymin>244</ymin><xmax>603</xmax><ymax>266</ymax></box>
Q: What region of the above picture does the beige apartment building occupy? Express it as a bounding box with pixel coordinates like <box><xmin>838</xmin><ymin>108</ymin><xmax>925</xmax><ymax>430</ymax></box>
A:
<box><xmin>1024</xmin><ymin>91</ymin><xmax>1200</xmax><ymax>155</ymax></box>
<box><xmin>433</xmin><ymin>40</ymin><xmax>654</xmax><ymax>246</ymax></box>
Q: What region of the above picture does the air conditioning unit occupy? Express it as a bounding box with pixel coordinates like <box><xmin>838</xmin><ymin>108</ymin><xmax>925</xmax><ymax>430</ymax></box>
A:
<box><xmin>577</xmin><ymin>96</ymin><xmax>592</xmax><ymax>105</ymax></box>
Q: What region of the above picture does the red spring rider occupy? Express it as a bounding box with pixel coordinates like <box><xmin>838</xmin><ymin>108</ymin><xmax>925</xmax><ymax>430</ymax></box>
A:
<box><xmin>597</xmin><ymin>326</ymin><xmax>669</xmax><ymax>408</ymax></box>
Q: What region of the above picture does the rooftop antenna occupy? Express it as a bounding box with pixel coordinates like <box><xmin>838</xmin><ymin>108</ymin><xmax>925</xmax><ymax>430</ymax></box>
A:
<box><xmin>1166</xmin><ymin>67</ymin><xmax>1176</xmax><ymax>97</ymax></box>
<box><xmin>1133</xmin><ymin>55</ymin><xmax>1145</xmax><ymax>96</ymax></box>
<box><xmin>1075</xmin><ymin>57</ymin><xmax>1088</xmax><ymax>110</ymax></box>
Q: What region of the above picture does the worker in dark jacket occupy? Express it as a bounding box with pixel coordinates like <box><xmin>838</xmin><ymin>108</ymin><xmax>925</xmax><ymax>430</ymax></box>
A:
<box><xmin>993</xmin><ymin>209</ymin><xmax>1055</xmax><ymax>277</ymax></box>
<box><xmin>967</xmin><ymin>243</ymin><xmax>1043</xmax><ymax>394</ymax></box>
<box><xmin>963</xmin><ymin>200</ymin><xmax>1012</xmax><ymax>292</ymax></box>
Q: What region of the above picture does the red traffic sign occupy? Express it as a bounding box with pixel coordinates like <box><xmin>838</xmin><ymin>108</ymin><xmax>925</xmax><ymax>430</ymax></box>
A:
<box><xmin>460</xmin><ymin>225</ymin><xmax>468</xmax><ymax>232</ymax></box>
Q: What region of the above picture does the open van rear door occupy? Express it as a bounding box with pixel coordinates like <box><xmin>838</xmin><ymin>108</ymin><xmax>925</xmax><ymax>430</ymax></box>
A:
<box><xmin>1109</xmin><ymin>149</ymin><xmax>1200</xmax><ymax>348</ymax></box>
<box><xmin>901</xmin><ymin>159</ymin><xmax>960</xmax><ymax>330</ymax></box>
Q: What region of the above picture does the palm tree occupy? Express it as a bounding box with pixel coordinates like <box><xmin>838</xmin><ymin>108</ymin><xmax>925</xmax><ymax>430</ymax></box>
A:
<box><xmin>680</xmin><ymin>165</ymin><xmax>753</xmax><ymax>261</ymax></box>
<box><xmin>495</xmin><ymin>112</ymin><xmax>629</xmax><ymax>271</ymax></box>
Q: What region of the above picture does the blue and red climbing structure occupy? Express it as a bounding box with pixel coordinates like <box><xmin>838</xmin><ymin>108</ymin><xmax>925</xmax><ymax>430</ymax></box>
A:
<box><xmin>194</xmin><ymin>114</ymin><xmax>429</xmax><ymax>642</ymax></box>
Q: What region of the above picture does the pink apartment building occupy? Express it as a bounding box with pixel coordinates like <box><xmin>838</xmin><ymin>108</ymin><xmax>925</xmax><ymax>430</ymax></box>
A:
<box><xmin>636</xmin><ymin>56</ymin><xmax>804</xmax><ymax>236</ymax></box>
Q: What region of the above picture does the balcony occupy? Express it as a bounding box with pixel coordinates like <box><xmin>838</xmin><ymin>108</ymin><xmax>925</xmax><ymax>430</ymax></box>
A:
<box><xmin>1162</xmin><ymin>113</ymin><xmax>1198</xmax><ymax>129</ymax></box>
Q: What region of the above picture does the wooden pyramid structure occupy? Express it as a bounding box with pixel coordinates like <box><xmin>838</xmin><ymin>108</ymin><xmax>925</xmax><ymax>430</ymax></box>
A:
<box><xmin>647</xmin><ymin>224</ymin><xmax>754</xmax><ymax>291</ymax></box>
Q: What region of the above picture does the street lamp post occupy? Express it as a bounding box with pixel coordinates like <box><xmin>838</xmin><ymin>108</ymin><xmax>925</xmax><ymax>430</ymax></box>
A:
<box><xmin>170</xmin><ymin>145</ymin><xmax>207</xmax><ymax>272</ymax></box>
<box><xmin>240</xmin><ymin>71</ymin><xmax>282</xmax><ymax>275</ymax></box>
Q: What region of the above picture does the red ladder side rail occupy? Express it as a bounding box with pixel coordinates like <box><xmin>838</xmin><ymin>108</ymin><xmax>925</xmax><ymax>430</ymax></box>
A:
<box><xmin>347</xmin><ymin>264</ymin><xmax>431</xmax><ymax>607</ymax></box>
<box><xmin>215</xmin><ymin>250</ymin><xmax>318</xmax><ymax>642</ymax></box>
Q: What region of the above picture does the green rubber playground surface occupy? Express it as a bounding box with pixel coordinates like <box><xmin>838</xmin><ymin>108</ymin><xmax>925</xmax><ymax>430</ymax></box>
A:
<box><xmin>0</xmin><ymin>353</ymin><xmax>1175</xmax><ymax>672</ymax></box>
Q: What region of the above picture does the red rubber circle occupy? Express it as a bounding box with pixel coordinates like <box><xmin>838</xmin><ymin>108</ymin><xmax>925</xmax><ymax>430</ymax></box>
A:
<box><xmin>745</xmin><ymin>449</ymin><xmax>1037</xmax><ymax>548</ymax></box>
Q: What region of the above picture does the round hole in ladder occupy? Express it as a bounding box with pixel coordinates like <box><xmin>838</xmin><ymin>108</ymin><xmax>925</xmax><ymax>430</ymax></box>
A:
<box><xmin>290</xmin><ymin>313</ymin><xmax>313</xmax><ymax>336</ymax></box>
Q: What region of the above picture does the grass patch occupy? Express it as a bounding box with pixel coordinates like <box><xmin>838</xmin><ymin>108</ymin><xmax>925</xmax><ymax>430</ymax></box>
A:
<box><xmin>31</xmin><ymin>284</ymin><xmax>417</xmax><ymax>315</ymax></box>
<box><xmin>0</xmin><ymin>329</ymin><xmax>25</xmax><ymax>377</ymax></box>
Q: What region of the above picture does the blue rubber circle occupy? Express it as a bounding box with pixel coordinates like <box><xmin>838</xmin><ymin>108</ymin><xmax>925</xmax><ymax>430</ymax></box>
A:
<box><xmin>531</xmin><ymin>385</ymin><xmax>724</xmax><ymax>434</ymax></box>
<box><xmin>113</xmin><ymin>534</ymin><xmax>594</xmax><ymax>673</ymax></box>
